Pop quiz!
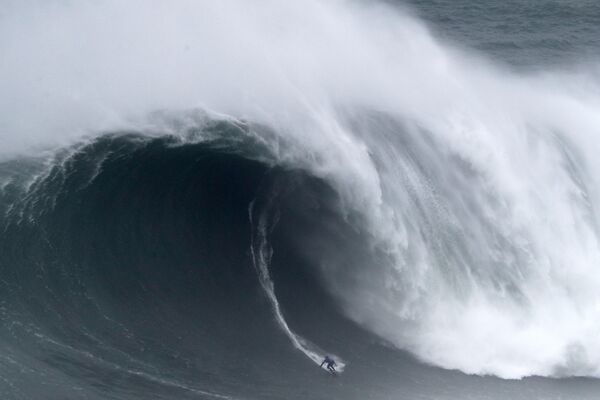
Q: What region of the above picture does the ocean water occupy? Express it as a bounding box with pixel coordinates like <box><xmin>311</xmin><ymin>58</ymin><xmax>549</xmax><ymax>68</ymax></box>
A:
<box><xmin>1</xmin><ymin>1</ymin><xmax>600</xmax><ymax>399</ymax></box>
<box><xmin>405</xmin><ymin>0</ymin><xmax>600</xmax><ymax>67</ymax></box>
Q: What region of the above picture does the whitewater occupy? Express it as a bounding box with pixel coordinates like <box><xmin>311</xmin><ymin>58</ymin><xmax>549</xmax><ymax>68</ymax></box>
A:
<box><xmin>3</xmin><ymin>0</ymin><xmax>600</xmax><ymax>398</ymax></box>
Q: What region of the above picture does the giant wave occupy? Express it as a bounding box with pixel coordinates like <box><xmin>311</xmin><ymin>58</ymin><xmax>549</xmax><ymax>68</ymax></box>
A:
<box><xmin>2</xmin><ymin>0</ymin><xmax>600</xmax><ymax>398</ymax></box>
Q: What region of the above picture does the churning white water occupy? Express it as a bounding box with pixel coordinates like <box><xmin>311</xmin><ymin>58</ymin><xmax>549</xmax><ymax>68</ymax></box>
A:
<box><xmin>3</xmin><ymin>0</ymin><xmax>600</xmax><ymax>379</ymax></box>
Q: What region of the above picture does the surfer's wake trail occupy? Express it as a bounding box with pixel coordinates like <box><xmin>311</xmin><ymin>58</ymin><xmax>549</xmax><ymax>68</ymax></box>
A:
<box><xmin>2</xmin><ymin>0</ymin><xmax>600</xmax><ymax>399</ymax></box>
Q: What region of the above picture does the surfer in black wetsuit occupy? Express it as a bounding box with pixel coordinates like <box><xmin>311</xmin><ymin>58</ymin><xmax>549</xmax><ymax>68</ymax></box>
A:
<box><xmin>320</xmin><ymin>355</ymin><xmax>337</xmax><ymax>373</ymax></box>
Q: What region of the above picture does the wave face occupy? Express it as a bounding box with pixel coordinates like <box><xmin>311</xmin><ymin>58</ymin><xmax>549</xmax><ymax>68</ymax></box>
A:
<box><xmin>3</xmin><ymin>0</ymin><xmax>600</xmax><ymax>398</ymax></box>
<box><xmin>0</xmin><ymin>123</ymin><xmax>355</xmax><ymax>399</ymax></box>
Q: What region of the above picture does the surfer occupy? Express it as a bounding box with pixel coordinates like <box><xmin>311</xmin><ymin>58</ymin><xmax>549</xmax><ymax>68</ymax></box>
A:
<box><xmin>320</xmin><ymin>355</ymin><xmax>337</xmax><ymax>373</ymax></box>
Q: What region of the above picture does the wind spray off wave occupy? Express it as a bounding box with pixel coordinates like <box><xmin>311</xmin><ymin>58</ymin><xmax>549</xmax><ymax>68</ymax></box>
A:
<box><xmin>2</xmin><ymin>0</ymin><xmax>600</xmax><ymax>380</ymax></box>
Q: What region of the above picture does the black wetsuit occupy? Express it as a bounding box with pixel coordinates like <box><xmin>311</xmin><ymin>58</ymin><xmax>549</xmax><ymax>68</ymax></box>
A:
<box><xmin>320</xmin><ymin>356</ymin><xmax>336</xmax><ymax>373</ymax></box>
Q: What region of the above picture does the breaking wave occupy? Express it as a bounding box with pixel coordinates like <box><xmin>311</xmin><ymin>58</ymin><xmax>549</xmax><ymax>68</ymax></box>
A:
<box><xmin>2</xmin><ymin>2</ymin><xmax>600</xmax><ymax>396</ymax></box>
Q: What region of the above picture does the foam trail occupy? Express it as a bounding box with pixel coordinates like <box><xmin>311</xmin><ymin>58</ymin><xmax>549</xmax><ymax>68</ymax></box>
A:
<box><xmin>249</xmin><ymin>200</ymin><xmax>346</xmax><ymax>372</ymax></box>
